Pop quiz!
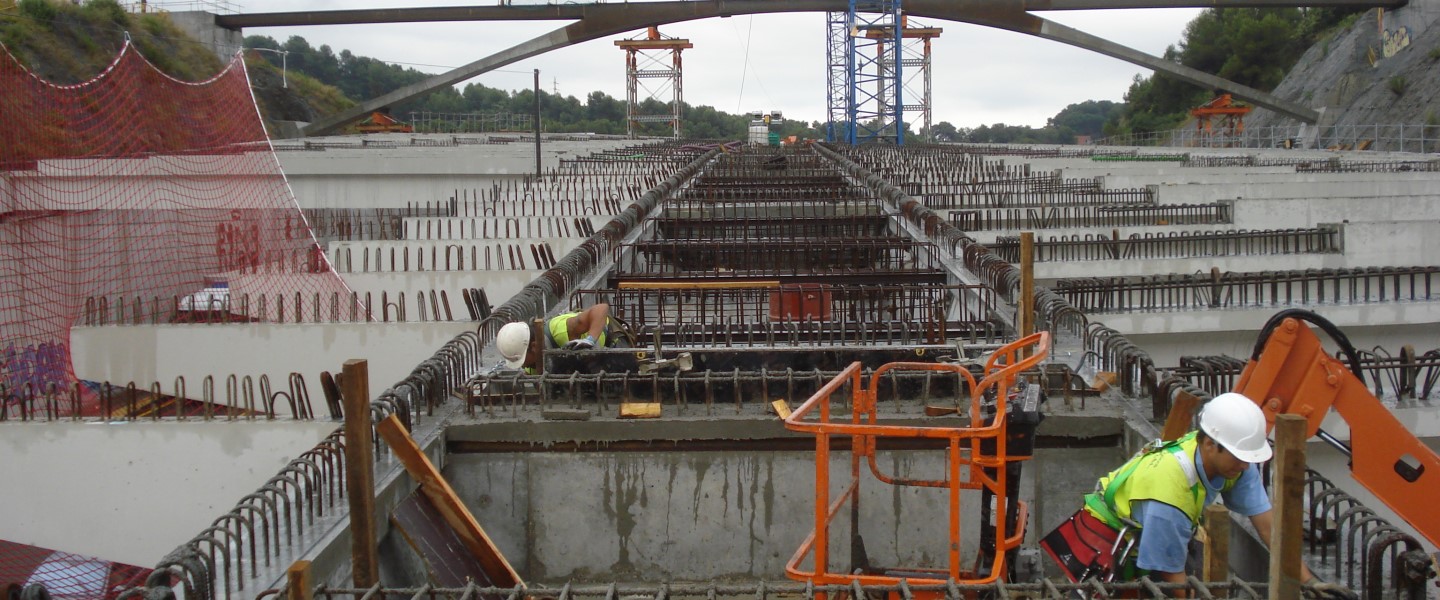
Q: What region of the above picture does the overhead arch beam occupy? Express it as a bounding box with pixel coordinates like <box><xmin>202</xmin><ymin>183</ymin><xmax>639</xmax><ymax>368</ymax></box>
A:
<box><xmin>220</xmin><ymin>0</ymin><xmax>1403</xmax><ymax>29</ymax></box>
<box><xmin>904</xmin><ymin>3</ymin><xmax>1322</xmax><ymax>123</ymax></box>
<box><xmin>303</xmin><ymin>1</ymin><xmax>836</xmax><ymax>135</ymax></box>
<box><xmin>298</xmin><ymin>0</ymin><xmax>1338</xmax><ymax>135</ymax></box>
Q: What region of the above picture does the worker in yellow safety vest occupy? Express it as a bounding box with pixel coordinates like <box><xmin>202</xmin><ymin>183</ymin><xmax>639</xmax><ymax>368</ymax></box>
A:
<box><xmin>1041</xmin><ymin>392</ymin><xmax>1354</xmax><ymax>598</ymax></box>
<box><xmin>495</xmin><ymin>303</ymin><xmax>613</xmax><ymax>374</ymax></box>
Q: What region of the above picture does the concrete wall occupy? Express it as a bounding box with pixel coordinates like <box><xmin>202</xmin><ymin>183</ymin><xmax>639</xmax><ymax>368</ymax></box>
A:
<box><xmin>70</xmin><ymin>321</ymin><xmax>474</xmax><ymax>405</ymax></box>
<box><xmin>444</xmin><ymin>443</ymin><xmax>1122</xmax><ymax>582</ymax></box>
<box><xmin>1030</xmin><ymin>220</ymin><xmax>1436</xmax><ymax>280</ymax></box>
<box><xmin>402</xmin><ymin>216</ymin><xmax>610</xmax><ymax>240</ymax></box>
<box><xmin>1154</xmin><ymin>180</ymin><xmax>1440</xmax><ymax>204</ymax></box>
<box><xmin>277</xmin><ymin>139</ymin><xmax>636</xmax><ymax>210</ymax></box>
<box><xmin>1102</xmin><ymin>309</ymin><xmax>1440</xmax><ymax>367</ymax></box>
<box><xmin>341</xmin><ymin>270</ymin><xmax>542</xmax><ymax>314</ymax></box>
<box><xmin>1092</xmin><ymin>168</ymin><xmax>1440</xmax><ymax>190</ymax></box>
<box><xmin>161</xmin><ymin>12</ymin><xmax>244</xmax><ymax>61</ymax></box>
<box><xmin>328</xmin><ymin>238</ymin><xmax>584</xmax><ymax>273</ymax></box>
<box><xmin>0</xmin><ymin>421</ymin><xmax>336</xmax><ymax>566</ymax></box>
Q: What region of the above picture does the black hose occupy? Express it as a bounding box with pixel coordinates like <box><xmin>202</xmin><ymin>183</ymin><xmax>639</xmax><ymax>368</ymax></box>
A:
<box><xmin>1249</xmin><ymin>308</ymin><xmax>1367</xmax><ymax>387</ymax></box>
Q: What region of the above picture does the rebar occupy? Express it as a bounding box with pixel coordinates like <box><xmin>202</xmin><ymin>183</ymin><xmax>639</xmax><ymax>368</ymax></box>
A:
<box><xmin>1057</xmin><ymin>267</ymin><xmax>1439</xmax><ymax>314</ymax></box>
<box><xmin>990</xmin><ymin>227</ymin><xmax>1340</xmax><ymax>263</ymax></box>
<box><xmin>239</xmin><ymin>580</ymin><xmax>1274</xmax><ymax>600</ymax></box>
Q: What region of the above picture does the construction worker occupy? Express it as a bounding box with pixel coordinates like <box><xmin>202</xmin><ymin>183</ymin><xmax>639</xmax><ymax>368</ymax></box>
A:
<box><xmin>496</xmin><ymin>303</ymin><xmax>613</xmax><ymax>374</ymax></box>
<box><xmin>1043</xmin><ymin>392</ymin><xmax>1354</xmax><ymax>598</ymax></box>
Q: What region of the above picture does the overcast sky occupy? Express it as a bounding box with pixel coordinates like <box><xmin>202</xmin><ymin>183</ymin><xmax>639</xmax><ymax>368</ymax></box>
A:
<box><xmin>236</xmin><ymin>2</ymin><xmax>1201</xmax><ymax>129</ymax></box>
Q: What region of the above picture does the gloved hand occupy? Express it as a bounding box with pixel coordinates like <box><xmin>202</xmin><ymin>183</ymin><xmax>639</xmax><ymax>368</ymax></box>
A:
<box><xmin>563</xmin><ymin>335</ymin><xmax>596</xmax><ymax>351</ymax></box>
<box><xmin>1305</xmin><ymin>582</ymin><xmax>1359</xmax><ymax>600</ymax></box>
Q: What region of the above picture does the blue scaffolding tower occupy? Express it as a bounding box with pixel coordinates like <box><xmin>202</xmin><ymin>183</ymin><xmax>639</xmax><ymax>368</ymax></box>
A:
<box><xmin>825</xmin><ymin>0</ymin><xmax>904</xmax><ymax>145</ymax></box>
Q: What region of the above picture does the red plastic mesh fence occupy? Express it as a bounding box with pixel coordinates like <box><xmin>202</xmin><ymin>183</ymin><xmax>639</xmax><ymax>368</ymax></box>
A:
<box><xmin>0</xmin><ymin>42</ymin><xmax>355</xmax><ymax>415</ymax></box>
<box><xmin>0</xmin><ymin>539</ymin><xmax>152</xmax><ymax>600</ymax></box>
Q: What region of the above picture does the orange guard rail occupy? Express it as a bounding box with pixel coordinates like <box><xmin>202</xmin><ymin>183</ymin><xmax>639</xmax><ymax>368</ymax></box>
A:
<box><xmin>783</xmin><ymin>331</ymin><xmax>1051</xmax><ymax>592</ymax></box>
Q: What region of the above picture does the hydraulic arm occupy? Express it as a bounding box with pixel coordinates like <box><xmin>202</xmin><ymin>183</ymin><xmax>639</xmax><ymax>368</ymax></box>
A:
<box><xmin>1233</xmin><ymin>310</ymin><xmax>1440</xmax><ymax>548</ymax></box>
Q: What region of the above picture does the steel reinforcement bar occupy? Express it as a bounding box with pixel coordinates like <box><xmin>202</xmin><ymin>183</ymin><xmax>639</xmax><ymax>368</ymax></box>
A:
<box><xmin>1057</xmin><ymin>266</ymin><xmax>1440</xmax><ymax>313</ymax></box>
<box><xmin>949</xmin><ymin>202</ymin><xmax>1231</xmax><ymax>231</ymax></box>
<box><xmin>1166</xmin><ymin>344</ymin><xmax>1440</xmax><ymax>403</ymax></box>
<box><xmin>990</xmin><ymin>226</ymin><xmax>1340</xmax><ymax>263</ymax></box>
<box><xmin>812</xmin><ymin>143</ymin><xmax>1088</xmax><ymax>340</ymax></box>
<box><xmin>1305</xmin><ymin>469</ymin><xmax>1434</xmax><ymax>598</ymax></box>
<box><xmin>242</xmin><ymin>580</ymin><xmax>1280</xmax><ymax>600</ymax></box>
<box><xmin>81</xmin><ymin>287</ymin><xmax>493</xmax><ymax>325</ymax></box>
<box><xmin>819</xmin><ymin>144</ymin><xmax>1222</xmax><ymax>422</ymax></box>
<box><xmin>1296</xmin><ymin>158</ymin><xmax>1440</xmax><ymax>173</ymax></box>
<box><xmin>569</xmin><ymin>284</ymin><xmax>997</xmax><ymax>327</ymax></box>
<box><xmin>653</xmin><ymin>214</ymin><xmax>892</xmax><ymax>240</ymax></box>
<box><xmin>612</xmin><ymin>239</ymin><xmax>946</xmax><ymax>279</ymax></box>
<box><xmin>0</xmin><ymin>372</ymin><xmax>327</xmax><ymax>422</ymax></box>
<box><xmin>465</xmin><ymin>365</ymin><xmax>1005</xmax><ymax>416</ymax></box>
<box><xmin>919</xmin><ymin>186</ymin><xmax>1153</xmax><ymax>209</ymax></box>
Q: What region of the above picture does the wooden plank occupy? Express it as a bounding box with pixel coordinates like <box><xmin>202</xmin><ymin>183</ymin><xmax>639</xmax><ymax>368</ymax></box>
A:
<box><xmin>341</xmin><ymin>359</ymin><xmax>378</xmax><ymax>588</ymax></box>
<box><xmin>1160</xmin><ymin>389</ymin><xmax>1203</xmax><ymax>442</ymax></box>
<box><xmin>619</xmin><ymin>402</ymin><xmax>662</xmax><ymax>419</ymax></box>
<box><xmin>1203</xmin><ymin>503</ymin><xmax>1231</xmax><ymax>582</ymax></box>
<box><xmin>286</xmin><ymin>560</ymin><xmax>313</xmax><ymax>600</ymax></box>
<box><xmin>376</xmin><ymin>414</ymin><xmax>523</xmax><ymax>588</ymax></box>
<box><xmin>771</xmin><ymin>399</ymin><xmax>792</xmax><ymax>419</ymax></box>
<box><xmin>618</xmin><ymin>280</ymin><xmax>780</xmax><ymax>289</ymax></box>
<box><xmin>392</xmin><ymin>490</ymin><xmax>493</xmax><ymax>588</ymax></box>
<box><xmin>1269</xmin><ymin>414</ymin><xmax>1306</xmax><ymax>600</ymax></box>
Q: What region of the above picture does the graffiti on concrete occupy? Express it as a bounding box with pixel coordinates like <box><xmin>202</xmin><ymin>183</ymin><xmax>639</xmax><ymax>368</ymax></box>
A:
<box><xmin>2</xmin><ymin>342</ymin><xmax>70</xmax><ymax>400</ymax></box>
<box><xmin>1382</xmin><ymin>26</ymin><xmax>1410</xmax><ymax>58</ymax></box>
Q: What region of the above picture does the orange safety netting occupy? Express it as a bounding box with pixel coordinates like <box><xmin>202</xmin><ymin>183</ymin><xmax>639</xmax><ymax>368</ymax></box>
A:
<box><xmin>0</xmin><ymin>539</ymin><xmax>152</xmax><ymax>600</ymax></box>
<box><xmin>0</xmin><ymin>42</ymin><xmax>354</xmax><ymax>415</ymax></box>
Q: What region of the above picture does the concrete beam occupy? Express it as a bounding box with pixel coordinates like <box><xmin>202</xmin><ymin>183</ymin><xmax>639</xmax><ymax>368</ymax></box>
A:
<box><xmin>219</xmin><ymin>0</ymin><xmax>1404</xmax><ymax>29</ymax></box>
<box><xmin>917</xmin><ymin>8</ymin><xmax>1321</xmax><ymax>123</ymax></box>
<box><xmin>300</xmin><ymin>0</ymin><xmax>1326</xmax><ymax>135</ymax></box>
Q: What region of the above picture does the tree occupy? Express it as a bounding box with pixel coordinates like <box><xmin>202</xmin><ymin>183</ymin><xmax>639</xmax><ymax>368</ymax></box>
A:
<box><xmin>930</xmin><ymin>121</ymin><xmax>960</xmax><ymax>143</ymax></box>
<box><xmin>1105</xmin><ymin>6</ymin><xmax>1351</xmax><ymax>137</ymax></box>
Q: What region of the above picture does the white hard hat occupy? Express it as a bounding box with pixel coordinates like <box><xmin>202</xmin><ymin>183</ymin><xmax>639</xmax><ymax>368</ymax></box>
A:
<box><xmin>497</xmin><ymin>322</ymin><xmax>531</xmax><ymax>369</ymax></box>
<box><xmin>1199</xmin><ymin>392</ymin><xmax>1273</xmax><ymax>463</ymax></box>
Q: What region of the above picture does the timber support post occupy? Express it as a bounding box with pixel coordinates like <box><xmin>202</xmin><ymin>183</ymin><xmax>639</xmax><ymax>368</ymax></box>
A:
<box><xmin>1269</xmin><ymin>414</ymin><xmax>1306</xmax><ymax>600</ymax></box>
<box><xmin>342</xmin><ymin>359</ymin><xmax>379</xmax><ymax>588</ymax></box>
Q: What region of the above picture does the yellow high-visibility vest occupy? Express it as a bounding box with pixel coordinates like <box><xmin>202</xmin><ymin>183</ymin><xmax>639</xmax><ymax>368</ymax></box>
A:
<box><xmin>1083</xmin><ymin>431</ymin><xmax>1238</xmax><ymax>530</ymax></box>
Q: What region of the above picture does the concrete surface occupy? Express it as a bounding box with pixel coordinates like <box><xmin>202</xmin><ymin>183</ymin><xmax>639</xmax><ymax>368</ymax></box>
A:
<box><xmin>0</xmin><ymin>420</ymin><xmax>336</xmax><ymax>565</ymax></box>
<box><xmin>276</xmin><ymin>137</ymin><xmax>636</xmax><ymax>210</ymax></box>
<box><xmin>327</xmin><ymin>238</ymin><xmax>584</xmax><ymax>272</ymax></box>
<box><xmin>441</xmin><ymin>414</ymin><xmax>1126</xmax><ymax>582</ymax></box>
<box><xmin>1096</xmin><ymin>303</ymin><xmax>1440</xmax><ymax>364</ymax></box>
<box><xmin>70</xmin><ymin>321</ymin><xmax>474</xmax><ymax>407</ymax></box>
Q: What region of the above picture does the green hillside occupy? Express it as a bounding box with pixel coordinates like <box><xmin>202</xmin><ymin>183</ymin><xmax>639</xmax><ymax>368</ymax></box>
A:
<box><xmin>1</xmin><ymin>0</ymin><xmax>220</xmax><ymax>83</ymax></box>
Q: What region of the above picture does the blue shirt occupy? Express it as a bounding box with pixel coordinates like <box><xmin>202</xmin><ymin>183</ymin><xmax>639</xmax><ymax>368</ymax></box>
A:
<box><xmin>1132</xmin><ymin>449</ymin><xmax>1270</xmax><ymax>574</ymax></box>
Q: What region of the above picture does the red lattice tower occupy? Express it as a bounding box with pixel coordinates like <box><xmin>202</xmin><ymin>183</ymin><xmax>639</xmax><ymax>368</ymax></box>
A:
<box><xmin>0</xmin><ymin>42</ymin><xmax>355</xmax><ymax>416</ymax></box>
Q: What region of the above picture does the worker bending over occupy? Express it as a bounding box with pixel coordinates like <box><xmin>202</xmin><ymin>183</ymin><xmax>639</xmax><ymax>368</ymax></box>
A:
<box><xmin>496</xmin><ymin>303</ymin><xmax>613</xmax><ymax>373</ymax></box>
<box><xmin>1043</xmin><ymin>392</ymin><xmax>1353</xmax><ymax>598</ymax></box>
